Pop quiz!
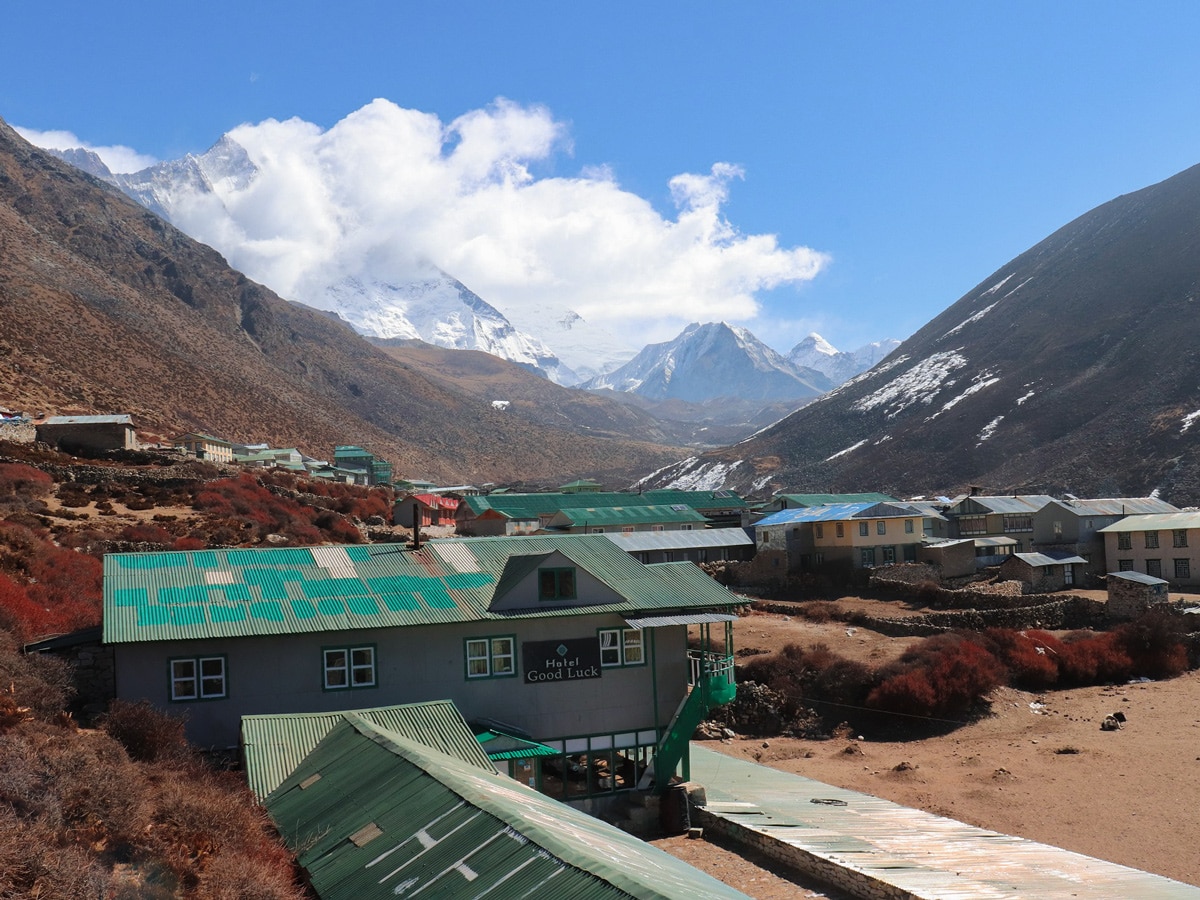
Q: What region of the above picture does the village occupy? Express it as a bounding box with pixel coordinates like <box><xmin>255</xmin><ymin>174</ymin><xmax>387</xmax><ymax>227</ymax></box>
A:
<box><xmin>4</xmin><ymin>410</ymin><xmax>1200</xmax><ymax>897</ymax></box>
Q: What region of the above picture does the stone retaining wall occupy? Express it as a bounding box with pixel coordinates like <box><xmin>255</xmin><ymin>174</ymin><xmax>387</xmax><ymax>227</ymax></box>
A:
<box><xmin>753</xmin><ymin>595</ymin><xmax>1109</xmax><ymax>636</ymax></box>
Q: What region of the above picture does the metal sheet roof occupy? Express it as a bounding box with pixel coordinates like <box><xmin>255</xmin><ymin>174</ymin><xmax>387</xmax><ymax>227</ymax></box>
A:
<box><xmin>691</xmin><ymin>746</ymin><xmax>1200</xmax><ymax>899</ymax></box>
<box><xmin>103</xmin><ymin>535</ymin><xmax>744</xmax><ymax>644</ymax></box>
<box><xmin>1010</xmin><ymin>552</ymin><xmax>1088</xmax><ymax>567</ymax></box>
<box><xmin>624</xmin><ymin>613</ymin><xmax>738</xmax><ymax>629</ymax></box>
<box><xmin>773</xmin><ymin>492</ymin><xmax>898</xmax><ymax>507</ymax></box>
<box><xmin>1108</xmin><ymin>570</ymin><xmax>1169</xmax><ymax>586</ymax></box>
<box><xmin>1054</xmin><ymin>497</ymin><xmax>1181</xmax><ymax>516</ymax></box>
<box><xmin>548</xmin><ymin>504</ymin><xmax>708</xmax><ymax>527</ymax></box>
<box><xmin>756</xmin><ymin>502</ymin><xmax>936</xmax><ymax>526</ymax></box>
<box><xmin>266</xmin><ymin>715</ymin><xmax>751</xmax><ymax>900</ymax></box>
<box><xmin>241</xmin><ymin>700</ymin><xmax>494</xmax><ymax>801</ymax></box>
<box><xmin>41</xmin><ymin>414</ymin><xmax>133</xmax><ymax>425</ymax></box>
<box><xmin>952</xmin><ymin>494</ymin><xmax>1057</xmax><ymax>514</ymax></box>
<box><xmin>1099</xmin><ymin>512</ymin><xmax>1200</xmax><ymax>532</ymax></box>
<box><xmin>602</xmin><ymin>529</ymin><xmax>753</xmax><ymax>553</ymax></box>
<box><xmin>973</xmin><ymin>536</ymin><xmax>1018</xmax><ymax>547</ymax></box>
<box><xmin>473</xmin><ymin>729</ymin><xmax>560</xmax><ymax>761</ymax></box>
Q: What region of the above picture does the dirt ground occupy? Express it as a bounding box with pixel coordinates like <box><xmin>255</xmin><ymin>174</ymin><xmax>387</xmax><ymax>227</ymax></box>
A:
<box><xmin>655</xmin><ymin>605</ymin><xmax>1200</xmax><ymax>894</ymax></box>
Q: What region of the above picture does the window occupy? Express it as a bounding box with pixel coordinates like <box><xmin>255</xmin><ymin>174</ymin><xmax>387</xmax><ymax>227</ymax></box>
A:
<box><xmin>882</xmin><ymin>545</ymin><xmax>896</xmax><ymax>564</ymax></box>
<box><xmin>599</xmin><ymin>628</ymin><xmax>644</xmax><ymax>667</ymax></box>
<box><xmin>650</xmin><ymin>524</ymin><xmax>664</xmax><ymax>532</ymax></box>
<box><xmin>1146</xmin><ymin>559</ymin><xmax>1162</xmax><ymax>578</ymax></box>
<box><xmin>538</xmin><ymin>567</ymin><xmax>577</xmax><ymax>600</ymax></box>
<box><xmin>836</xmin><ymin>522</ymin><xmax>844</xmax><ymax>538</ymax></box>
<box><xmin>590</xmin><ymin>527</ymin><xmax>605</xmax><ymax>534</ymax></box>
<box><xmin>1174</xmin><ymin>530</ymin><xmax>1188</xmax><ymax>548</ymax></box>
<box><xmin>465</xmin><ymin>636</ymin><xmax>516</xmax><ymax>679</ymax></box>
<box><xmin>860</xmin><ymin>547</ymin><xmax>875</xmax><ymax>567</ymax></box>
<box><xmin>323</xmin><ymin>645</ymin><xmax>376</xmax><ymax>690</ymax></box>
<box><xmin>815</xmin><ymin>524</ymin><xmax>824</xmax><ymax>539</ymax></box>
<box><xmin>1003</xmin><ymin>515</ymin><xmax>1033</xmax><ymax>532</ymax></box>
<box><xmin>680</xmin><ymin>524</ymin><xmax>693</xmax><ymax>531</ymax></box>
<box><xmin>859</xmin><ymin>522</ymin><xmax>869</xmax><ymax>537</ymax></box>
<box><xmin>1175</xmin><ymin>558</ymin><xmax>1191</xmax><ymax>579</ymax></box>
<box><xmin>170</xmin><ymin>656</ymin><xmax>226</xmax><ymax>701</ymax></box>
<box><xmin>958</xmin><ymin>516</ymin><xmax>988</xmax><ymax>535</ymax></box>
<box><xmin>1118</xmin><ymin>559</ymin><xmax>1133</xmax><ymax>571</ymax></box>
<box><xmin>1145</xmin><ymin>531</ymin><xmax>1160</xmax><ymax>549</ymax></box>
<box><xmin>760</xmin><ymin>531</ymin><xmax>769</xmax><ymax>543</ymax></box>
<box><xmin>904</xmin><ymin>519</ymin><xmax>915</xmax><ymax>534</ymax></box>
<box><xmin>877</xmin><ymin>520</ymin><xmax>887</xmax><ymax>535</ymax></box>
<box><xmin>1117</xmin><ymin>532</ymin><xmax>1132</xmax><ymax>550</ymax></box>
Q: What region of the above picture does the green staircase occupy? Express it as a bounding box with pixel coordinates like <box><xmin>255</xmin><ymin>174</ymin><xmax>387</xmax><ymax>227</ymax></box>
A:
<box><xmin>649</xmin><ymin>652</ymin><xmax>736</xmax><ymax>793</ymax></box>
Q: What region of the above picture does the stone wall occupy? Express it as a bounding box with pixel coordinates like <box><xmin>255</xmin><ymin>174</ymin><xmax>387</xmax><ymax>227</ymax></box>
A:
<box><xmin>753</xmin><ymin>595</ymin><xmax>1108</xmax><ymax>636</ymax></box>
<box><xmin>30</xmin><ymin>638</ymin><xmax>116</xmax><ymax>717</ymax></box>
<box><xmin>0</xmin><ymin>419</ymin><xmax>36</xmax><ymax>443</ymax></box>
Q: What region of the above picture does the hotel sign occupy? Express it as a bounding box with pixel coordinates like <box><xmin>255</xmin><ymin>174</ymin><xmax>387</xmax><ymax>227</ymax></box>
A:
<box><xmin>522</xmin><ymin>638</ymin><xmax>602</xmax><ymax>683</ymax></box>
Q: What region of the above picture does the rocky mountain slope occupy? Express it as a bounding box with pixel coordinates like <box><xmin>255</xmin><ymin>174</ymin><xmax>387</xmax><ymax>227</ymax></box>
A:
<box><xmin>0</xmin><ymin>118</ymin><xmax>682</xmax><ymax>486</ymax></box>
<box><xmin>581</xmin><ymin>321</ymin><xmax>831</xmax><ymax>403</ymax></box>
<box><xmin>647</xmin><ymin>162</ymin><xmax>1200</xmax><ymax>504</ymax></box>
<box><xmin>787</xmin><ymin>333</ymin><xmax>902</xmax><ymax>385</ymax></box>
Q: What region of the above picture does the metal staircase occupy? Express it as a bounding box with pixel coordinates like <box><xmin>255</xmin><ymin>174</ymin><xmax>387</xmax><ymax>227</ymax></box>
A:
<box><xmin>644</xmin><ymin>650</ymin><xmax>736</xmax><ymax>793</ymax></box>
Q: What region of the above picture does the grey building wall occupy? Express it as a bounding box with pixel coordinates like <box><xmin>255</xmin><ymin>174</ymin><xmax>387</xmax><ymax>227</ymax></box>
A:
<box><xmin>114</xmin><ymin>615</ymin><xmax>689</xmax><ymax>749</ymax></box>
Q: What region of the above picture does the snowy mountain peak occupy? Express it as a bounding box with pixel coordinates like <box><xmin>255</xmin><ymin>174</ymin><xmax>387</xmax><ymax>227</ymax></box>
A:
<box><xmin>582</xmin><ymin>321</ymin><xmax>832</xmax><ymax>403</ymax></box>
<box><xmin>788</xmin><ymin>333</ymin><xmax>902</xmax><ymax>386</ymax></box>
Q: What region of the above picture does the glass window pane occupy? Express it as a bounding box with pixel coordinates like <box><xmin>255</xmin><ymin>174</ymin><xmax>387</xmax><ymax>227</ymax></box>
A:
<box><xmin>623</xmin><ymin>631</ymin><xmax>644</xmax><ymax>664</ymax></box>
<box><xmin>558</xmin><ymin>569</ymin><xmax>575</xmax><ymax>598</ymax></box>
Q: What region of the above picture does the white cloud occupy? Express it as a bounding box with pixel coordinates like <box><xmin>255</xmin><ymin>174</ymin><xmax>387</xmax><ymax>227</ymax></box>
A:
<box><xmin>24</xmin><ymin>98</ymin><xmax>829</xmax><ymax>357</ymax></box>
<box><xmin>14</xmin><ymin>126</ymin><xmax>158</xmax><ymax>174</ymax></box>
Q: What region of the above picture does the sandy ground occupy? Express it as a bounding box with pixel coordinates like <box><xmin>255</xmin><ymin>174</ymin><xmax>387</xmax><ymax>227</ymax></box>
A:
<box><xmin>655</xmin><ymin>606</ymin><xmax>1200</xmax><ymax>894</ymax></box>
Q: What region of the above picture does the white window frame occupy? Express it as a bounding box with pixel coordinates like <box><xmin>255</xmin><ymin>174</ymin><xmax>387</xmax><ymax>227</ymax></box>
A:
<box><xmin>599</xmin><ymin>628</ymin><xmax>645</xmax><ymax>668</ymax></box>
<box><xmin>323</xmin><ymin>645</ymin><xmax>377</xmax><ymax>691</ymax></box>
<box><xmin>170</xmin><ymin>655</ymin><xmax>226</xmax><ymax>702</ymax></box>
<box><xmin>465</xmin><ymin>635</ymin><xmax>517</xmax><ymax>679</ymax></box>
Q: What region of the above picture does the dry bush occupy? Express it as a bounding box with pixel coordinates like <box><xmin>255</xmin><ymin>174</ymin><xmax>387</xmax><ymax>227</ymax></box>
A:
<box><xmin>0</xmin><ymin>638</ymin><xmax>75</xmax><ymax>719</ymax></box>
<box><xmin>1058</xmin><ymin>631</ymin><xmax>1133</xmax><ymax>685</ymax></box>
<box><xmin>193</xmin><ymin>844</ymin><xmax>307</xmax><ymax>900</ymax></box>
<box><xmin>0</xmin><ymin>809</ymin><xmax>112</xmax><ymax>899</ymax></box>
<box><xmin>1115</xmin><ymin>608</ymin><xmax>1191</xmax><ymax>679</ymax></box>
<box><xmin>868</xmin><ymin>633</ymin><xmax>1005</xmax><ymax>719</ymax></box>
<box><xmin>984</xmin><ymin>628</ymin><xmax>1064</xmax><ymax>690</ymax></box>
<box><xmin>100</xmin><ymin>699</ymin><xmax>190</xmax><ymax>764</ymax></box>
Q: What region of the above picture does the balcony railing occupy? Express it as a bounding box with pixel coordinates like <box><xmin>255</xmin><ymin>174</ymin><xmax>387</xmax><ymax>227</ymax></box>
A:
<box><xmin>688</xmin><ymin>649</ymin><xmax>735</xmax><ymax>688</ymax></box>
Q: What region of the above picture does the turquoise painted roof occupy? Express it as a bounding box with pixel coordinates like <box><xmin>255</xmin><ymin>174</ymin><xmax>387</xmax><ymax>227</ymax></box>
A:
<box><xmin>462</xmin><ymin>490</ymin><xmax>746</xmax><ymax>519</ymax></box>
<box><xmin>102</xmin><ymin>534</ymin><xmax>743</xmax><ymax>644</ymax></box>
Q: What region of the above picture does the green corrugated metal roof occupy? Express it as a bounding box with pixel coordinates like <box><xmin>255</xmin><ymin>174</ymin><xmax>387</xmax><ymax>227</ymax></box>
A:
<box><xmin>639</xmin><ymin>489</ymin><xmax>747</xmax><ymax>511</ymax></box>
<box><xmin>775</xmin><ymin>492</ymin><xmax>897</xmax><ymax>507</ymax></box>
<box><xmin>102</xmin><ymin>534</ymin><xmax>744</xmax><ymax>643</ymax></box>
<box><xmin>473</xmin><ymin>729</ymin><xmax>560</xmax><ymax>760</ymax></box>
<box><xmin>549</xmin><ymin>504</ymin><xmax>708</xmax><ymax>527</ymax></box>
<box><xmin>266</xmin><ymin>714</ymin><xmax>751</xmax><ymax>900</ymax></box>
<box><xmin>241</xmin><ymin>700</ymin><xmax>494</xmax><ymax>801</ymax></box>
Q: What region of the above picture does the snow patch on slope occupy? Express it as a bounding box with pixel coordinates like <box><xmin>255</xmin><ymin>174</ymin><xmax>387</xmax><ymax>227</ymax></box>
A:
<box><xmin>826</xmin><ymin>440</ymin><xmax>867</xmax><ymax>461</ymax></box>
<box><xmin>1181</xmin><ymin>410</ymin><xmax>1200</xmax><ymax>433</ymax></box>
<box><xmin>852</xmin><ymin>351</ymin><xmax>968</xmax><ymax>418</ymax></box>
<box><xmin>977</xmin><ymin>416</ymin><xmax>1004</xmax><ymax>445</ymax></box>
<box><xmin>927</xmin><ymin>370</ymin><xmax>1000</xmax><ymax>421</ymax></box>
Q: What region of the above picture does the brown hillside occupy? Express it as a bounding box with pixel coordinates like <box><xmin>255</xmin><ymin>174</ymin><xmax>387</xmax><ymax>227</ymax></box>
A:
<box><xmin>0</xmin><ymin>117</ymin><xmax>684</xmax><ymax>486</ymax></box>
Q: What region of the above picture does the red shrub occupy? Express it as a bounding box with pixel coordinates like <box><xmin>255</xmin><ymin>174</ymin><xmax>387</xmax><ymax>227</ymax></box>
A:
<box><xmin>1115</xmin><ymin>609</ymin><xmax>1190</xmax><ymax>680</ymax></box>
<box><xmin>868</xmin><ymin>633</ymin><xmax>1005</xmax><ymax>719</ymax></box>
<box><xmin>119</xmin><ymin>523</ymin><xmax>173</xmax><ymax>544</ymax></box>
<box><xmin>985</xmin><ymin>628</ymin><xmax>1063</xmax><ymax>690</ymax></box>
<box><xmin>1058</xmin><ymin>631</ymin><xmax>1133</xmax><ymax>685</ymax></box>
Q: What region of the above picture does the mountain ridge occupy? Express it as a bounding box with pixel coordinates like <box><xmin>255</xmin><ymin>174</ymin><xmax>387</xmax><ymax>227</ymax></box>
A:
<box><xmin>647</xmin><ymin>161</ymin><xmax>1200</xmax><ymax>504</ymax></box>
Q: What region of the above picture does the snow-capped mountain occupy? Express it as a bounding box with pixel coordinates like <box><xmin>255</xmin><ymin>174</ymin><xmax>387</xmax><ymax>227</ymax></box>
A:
<box><xmin>787</xmin><ymin>333</ymin><xmax>902</xmax><ymax>385</ymax></box>
<box><xmin>322</xmin><ymin>273</ymin><xmax>576</xmax><ymax>383</ymax></box>
<box><xmin>581</xmin><ymin>321</ymin><xmax>832</xmax><ymax>403</ymax></box>
<box><xmin>47</xmin><ymin>138</ymin><xmax>574</xmax><ymax>382</ymax></box>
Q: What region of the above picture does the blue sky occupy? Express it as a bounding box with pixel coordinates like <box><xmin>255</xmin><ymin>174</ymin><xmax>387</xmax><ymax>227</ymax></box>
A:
<box><xmin>6</xmin><ymin>2</ymin><xmax>1200</xmax><ymax>356</ymax></box>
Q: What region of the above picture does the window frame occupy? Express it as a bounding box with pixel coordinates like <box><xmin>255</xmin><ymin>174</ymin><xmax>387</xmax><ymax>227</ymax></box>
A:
<box><xmin>1145</xmin><ymin>531</ymin><xmax>1160</xmax><ymax>550</ymax></box>
<box><xmin>876</xmin><ymin>520</ymin><xmax>887</xmax><ymax>535</ymax></box>
<box><xmin>1146</xmin><ymin>558</ymin><xmax>1162</xmax><ymax>578</ymax></box>
<box><xmin>538</xmin><ymin>567</ymin><xmax>577</xmax><ymax>601</ymax></box>
<box><xmin>904</xmin><ymin>519</ymin><xmax>915</xmax><ymax>534</ymax></box>
<box><xmin>1117</xmin><ymin>532</ymin><xmax>1132</xmax><ymax>551</ymax></box>
<box><xmin>1175</xmin><ymin>558</ymin><xmax>1191</xmax><ymax>579</ymax></box>
<box><xmin>836</xmin><ymin>522</ymin><xmax>844</xmax><ymax>538</ymax></box>
<box><xmin>858</xmin><ymin>521</ymin><xmax>869</xmax><ymax>537</ymax></box>
<box><xmin>1173</xmin><ymin>530</ymin><xmax>1188</xmax><ymax>549</ymax></box>
<box><xmin>464</xmin><ymin>634</ymin><xmax>518</xmax><ymax>680</ymax></box>
<box><xmin>322</xmin><ymin>643</ymin><xmax>378</xmax><ymax>692</ymax></box>
<box><xmin>598</xmin><ymin>627</ymin><xmax>646</xmax><ymax>668</ymax></box>
<box><xmin>169</xmin><ymin>654</ymin><xmax>227</xmax><ymax>702</ymax></box>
